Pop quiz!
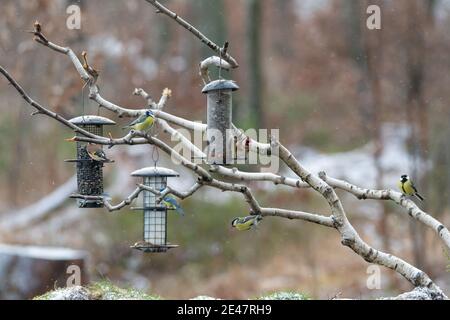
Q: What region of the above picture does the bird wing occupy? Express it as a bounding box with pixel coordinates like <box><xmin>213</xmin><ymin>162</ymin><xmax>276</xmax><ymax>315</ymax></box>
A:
<box><xmin>411</xmin><ymin>181</ymin><xmax>419</xmax><ymax>193</ymax></box>
<box><xmin>94</xmin><ymin>149</ymin><xmax>106</xmax><ymax>158</ymax></box>
<box><xmin>163</xmin><ymin>196</ymin><xmax>179</xmax><ymax>208</ymax></box>
<box><xmin>239</xmin><ymin>215</ymin><xmax>257</xmax><ymax>224</ymax></box>
<box><xmin>126</xmin><ymin>114</ymin><xmax>146</xmax><ymax>127</ymax></box>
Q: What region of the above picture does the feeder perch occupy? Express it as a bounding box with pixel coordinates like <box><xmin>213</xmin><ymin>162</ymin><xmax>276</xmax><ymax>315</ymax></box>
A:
<box><xmin>202</xmin><ymin>79</ymin><xmax>239</xmax><ymax>165</ymax></box>
<box><xmin>66</xmin><ymin>115</ymin><xmax>116</xmax><ymax>208</ymax></box>
<box><xmin>130</xmin><ymin>167</ymin><xmax>180</xmax><ymax>253</ymax></box>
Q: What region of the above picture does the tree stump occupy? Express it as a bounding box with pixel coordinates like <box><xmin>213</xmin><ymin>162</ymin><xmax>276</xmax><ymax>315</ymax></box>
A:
<box><xmin>0</xmin><ymin>244</ymin><xmax>88</xmax><ymax>299</ymax></box>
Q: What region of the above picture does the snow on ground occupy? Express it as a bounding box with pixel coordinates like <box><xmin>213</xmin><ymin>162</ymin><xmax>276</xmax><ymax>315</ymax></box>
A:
<box><xmin>292</xmin><ymin>123</ymin><xmax>428</xmax><ymax>190</ymax></box>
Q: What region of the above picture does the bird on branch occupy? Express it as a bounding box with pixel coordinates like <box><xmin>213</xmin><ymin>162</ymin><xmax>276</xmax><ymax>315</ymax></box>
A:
<box><xmin>159</xmin><ymin>188</ymin><xmax>184</xmax><ymax>216</ymax></box>
<box><xmin>231</xmin><ymin>215</ymin><xmax>262</xmax><ymax>231</ymax></box>
<box><xmin>398</xmin><ymin>174</ymin><xmax>425</xmax><ymax>201</ymax></box>
<box><xmin>81</xmin><ymin>51</ymin><xmax>99</xmax><ymax>81</ymax></box>
<box><xmin>122</xmin><ymin>110</ymin><xmax>155</xmax><ymax>132</ymax></box>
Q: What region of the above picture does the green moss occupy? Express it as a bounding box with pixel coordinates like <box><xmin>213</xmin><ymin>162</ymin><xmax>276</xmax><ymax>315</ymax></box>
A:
<box><xmin>88</xmin><ymin>280</ymin><xmax>161</xmax><ymax>300</ymax></box>
<box><xmin>34</xmin><ymin>281</ymin><xmax>161</xmax><ymax>300</ymax></box>
<box><xmin>257</xmin><ymin>291</ymin><xmax>310</xmax><ymax>300</ymax></box>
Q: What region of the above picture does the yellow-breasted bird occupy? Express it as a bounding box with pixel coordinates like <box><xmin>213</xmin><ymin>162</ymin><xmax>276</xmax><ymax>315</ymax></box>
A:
<box><xmin>85</xmin><ymin>145</ymin><xmax>111</xmax><ymax>163</ymax></box>
<box><xmin>231</xmin><ymin>215</ymin><xmax>262</xmax><ymax>231</ymax></box>
<box><xmin>160</xmin><ymin>187</ymin><xmax>184</xmax><ymax>216</ymax></box>
<box><xmin>398</xmin><ymin>174</ymin><xmax>424</xmax><ymax>201</ymax></box>
<box><xmin>122</xmin><ymin>110</ymin><xmax>155</xmax><ymax>132</ymax></box>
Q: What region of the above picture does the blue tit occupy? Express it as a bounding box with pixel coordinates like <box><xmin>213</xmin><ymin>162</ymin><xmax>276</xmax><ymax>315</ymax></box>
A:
<box><xmin>231</xmin><ymin>215</ymin><xmax>262</xmax><ymax>231</ymax></box>
<box><xmin>160</xmin><ymin>188</ymin><xmax>184</xmax><ymax>216</ymax></box>
<box><xmin>398</xmin><ymin>174</ymin><xmax>424</xmax><ymax>201</ymax></box>
<box><xmin>122</xmin><ymin>110</ymin><xmax>155</xmax><ymax>132</ymax></box>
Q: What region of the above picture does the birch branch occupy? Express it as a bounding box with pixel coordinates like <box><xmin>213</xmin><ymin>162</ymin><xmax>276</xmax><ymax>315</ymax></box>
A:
<box><xmin>211</xmin><ymin>165</ymin><xmax>310</xmax><ymax>189</ymax></box>
<box><xmin>144</xmin><ymin>0</ymin><xmax>239</xmax><ymax>68</ymax></box>
<box><xmin>134</xmin><ymin>88</ymin><xmax>206</xmax><ymax>159</ymax></box>
<box><xmin>274</xmin><ymin>140</ymin><xmax>445</xmax><ymax>295</ymax></box>
<box><xmin>199</xmin><ymin>56</ymin><xmax>232</xmax><ymax>84</ymax></box>
<box><xmin>319</xmin><ymin>172</ymin><xmax>450</xmax><ymax>251</ymax></box>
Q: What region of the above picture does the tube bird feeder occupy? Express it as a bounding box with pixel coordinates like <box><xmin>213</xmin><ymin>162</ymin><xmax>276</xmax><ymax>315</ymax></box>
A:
<box><xmin>202</xmin><ymin>79</ymin><xmax>239</xmax><ymax>165</ymax></box>
<box><xmin>66</xmin><ymin>115</ymin><xmax>116</xmax><ymax>208</ymax></box>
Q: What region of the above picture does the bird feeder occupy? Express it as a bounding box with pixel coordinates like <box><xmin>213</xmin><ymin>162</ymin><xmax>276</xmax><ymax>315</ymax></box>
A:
<box><xmin>66</xmin><ymin>115</ymin><xmax>116</xmax><ymax>208</ymax></box>
<box><xmin>130</xmin><ymin>167</ymin><xmax>179</xmax><ymax>253</ymax></box>
<box><xmin>202</xmin><ymin>79</ymin><xmax>239</xmax><ymax>165</ymax></box>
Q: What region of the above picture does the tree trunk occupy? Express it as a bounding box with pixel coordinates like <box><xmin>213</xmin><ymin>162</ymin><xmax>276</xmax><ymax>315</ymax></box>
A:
<box><xmin>0</xmin><ymin>244</ymin><xmax>89</xmax><ymax>300</ymax></box>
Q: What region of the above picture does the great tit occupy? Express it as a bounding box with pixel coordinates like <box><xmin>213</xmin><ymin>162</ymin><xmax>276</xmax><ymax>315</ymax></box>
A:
<box><xmin>398</xmin><ymin>174</ymin><xmax>424</xmax><ymax>201</ymax></box>
<box><xmin>122</xmin><ymin>110</ymin><xmax>155</xmax><ymax>132</ymax></box>
<box><xmin>231</xmin><ymin>215</ymin><xmax>262</xmax><ymax>231</ymax></box>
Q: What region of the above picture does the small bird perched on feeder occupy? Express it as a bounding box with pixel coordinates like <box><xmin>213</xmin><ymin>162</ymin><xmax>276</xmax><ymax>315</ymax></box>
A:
<box><xmin>81</xmin><ymin>51</ymin><xmax>99</xmax><ymax>81</ymax></box>
<box><xmin>122</xmin><ymin>110</ymin><xmax>155</xmax><ymax>132</ymax></box>
<box><xmin>398</xmin><ymin>174</ymin><xmax>424</xmax><ymax>201</ymax></box>
<box><xmin>231</xmin><ymin>215</ymin><xmax>262</xmax><ymax>231</ymax></box>
<box><xmin>85</xmin><ymin>145</ymin><xmax>112</xmax><ymax>163</ymax></box>
<box><xmin>160</xmin><ymin>188</ymin><xmax>184</xmax><ymax>216</ymax></box>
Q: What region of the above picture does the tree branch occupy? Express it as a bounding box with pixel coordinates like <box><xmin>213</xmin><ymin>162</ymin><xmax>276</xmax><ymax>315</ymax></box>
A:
<box><xmin>144</xmin><ymin>0</ymin><xmax>239</xmax><ymax>68</ymax></box>
<box><xmin>211</xmin><ymin>165</ymin><xmax>310</xmax><ymax>189</ymax></box>
<box><xmin>319</xmin><ymin>172</ymin><xmax>450</xmax><ymax>250</ymax></box>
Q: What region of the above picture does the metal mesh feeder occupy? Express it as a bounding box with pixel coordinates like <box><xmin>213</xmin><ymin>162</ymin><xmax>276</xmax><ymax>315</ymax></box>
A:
<box><xmin>130</xmin><ymin>167</ymin><xmax>180</xmax><ymax>253</ymax></box>
<box><xmin>66</xmin><ymin>115</ymin><xmax>116</xmax><ymax>208</ymax></box>
<box><xmin>202</xmin><ymin>79</ymin><xmax>239</xmax><ymax>165</ymax></box>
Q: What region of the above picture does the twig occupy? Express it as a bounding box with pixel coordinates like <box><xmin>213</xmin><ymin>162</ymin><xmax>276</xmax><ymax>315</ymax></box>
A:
<box><xmin>144</xmin><ymin>0</ymin><xmax>239</xmax><ymax>68</ymax></box>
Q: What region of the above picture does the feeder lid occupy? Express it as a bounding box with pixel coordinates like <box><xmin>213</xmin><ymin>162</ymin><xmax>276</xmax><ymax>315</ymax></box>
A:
<box><xmin>69</xmin><ymin>115</ymin><xmax>116</xmax><ymax>126</ymax></box>
<box><xmin>202</xmin><ymin>79</ymin><xmax>239</xmax><ymax>94</ymax></box>
<box><xmin>131</xmin><ymin>166</ymin><xmax>180</xmax><ymax>177</ymax></box>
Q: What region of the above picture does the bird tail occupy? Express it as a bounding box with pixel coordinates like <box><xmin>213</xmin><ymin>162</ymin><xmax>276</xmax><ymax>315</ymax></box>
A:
<box><xmin>176</xmin><ymin>206</ymin><xmax>185</xmax><ymax>216</ymax></box>
<box><xmin>415</xmin><ymin>193</ymin><xmax>425</xmax><ymax>202</ymax></box>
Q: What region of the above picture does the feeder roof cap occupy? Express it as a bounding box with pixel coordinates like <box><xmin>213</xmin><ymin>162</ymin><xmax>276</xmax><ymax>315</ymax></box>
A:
<box><xmin>69</xmin><ymin>115</ymin><xmax>116</xmax><ymax>126</ymax></box>
<box><xmin>131</xmin><ymin>167</ymin><xmax>180</xmax><ymax>177</ymax></box>
<box><xmin>202</xmin><ymin>79</ymin><xmax>239</xmax><ymax>94</ymax></box>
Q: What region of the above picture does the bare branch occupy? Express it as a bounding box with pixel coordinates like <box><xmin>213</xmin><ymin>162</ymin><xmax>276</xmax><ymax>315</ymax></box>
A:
<box><xmin>261</xmin><ymin>208</ymin><xmax>334</xmax><ymax>227</ymax></box>
<box><xmin>319</xmin><ymin>172</ymin><xmax>450</xmax><ymax>250</ymax></box>
<box><xmin>274</xmin><ymin>140</ymin><xmax>444</xmax><ymax>294</ymax></box>
<box><xmin>0</xmin><ymin>65</ymin><xmax>99</xmax><ymax>140</ymax></box>
<box><xmin>144</xmin><ymin>0</ymin><xmax>239</xmax><ymax>68</ymax></box>
<box><xmin>199</xmin><ymin>56</ymin><xmax>232</xmax><ymax>84</ymax></box>
<box><xmin>211</xmin><ymin>165</ymin><xmax>310</xmax><ymax>189</ymax></box>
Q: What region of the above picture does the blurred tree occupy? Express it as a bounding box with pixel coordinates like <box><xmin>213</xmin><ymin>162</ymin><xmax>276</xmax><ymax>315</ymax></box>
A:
<box><xmin>245</xmin><ymin>0</ymin><xmax>264</xmax><ymax>128</ymax></box>
<box><xmin>193</xmin><ymin>0</ymin><xmax>227</xmax><ymax>80</ymax></box>
<box><xmin>403</xmin><ymin>0</ymin><xmax>436</xmax><ymax>270</ymax></box>
<box><xmin>341</xmin><ymin>0</ymin><xmax>390</xmax><ymax>253</ymax></box>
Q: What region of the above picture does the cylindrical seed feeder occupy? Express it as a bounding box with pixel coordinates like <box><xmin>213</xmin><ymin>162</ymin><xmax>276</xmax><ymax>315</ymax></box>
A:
<box><xmin>202</xmin><ymin>79</ymin><xmax>239</xmax><ymax>165</ymax></box>
<box><xmin>66</xmin><ymin>115</ymin><xmax>116</xmax><ymax>208</ymax></box>
<box><xmin>130</xmin><ymin>167</ymin><xmax>179</xmax><ymax>253</ymax></box>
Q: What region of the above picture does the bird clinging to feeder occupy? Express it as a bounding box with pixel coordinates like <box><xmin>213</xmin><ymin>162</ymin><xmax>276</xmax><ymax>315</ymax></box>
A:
<box><xmin>85</xmin><ymin>144</ymin><xmax>113</xmax><ymax>163</ymax></box>
<box><xmin>66</xmin><ymin>115</ymin><xmax>116</xmax><ymax>208</ymax></box>
<box><xmin>130</xmin><ymin>167</ymin><xmax>180</xmax><ymax>253</ymax></box>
